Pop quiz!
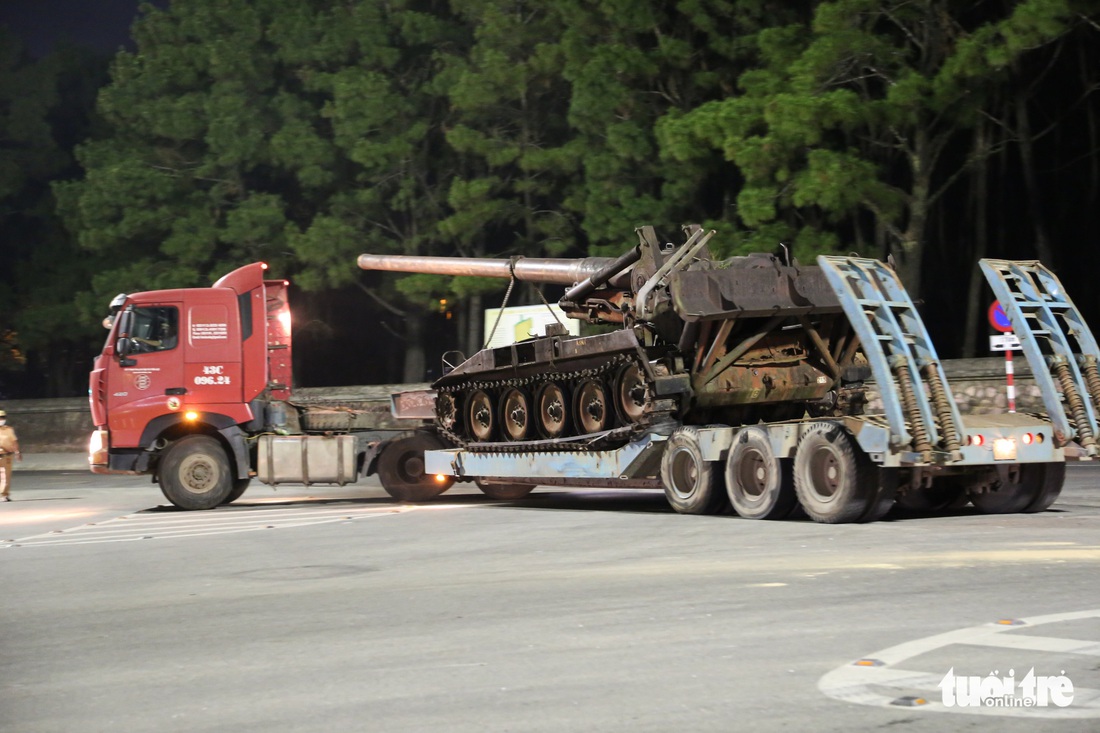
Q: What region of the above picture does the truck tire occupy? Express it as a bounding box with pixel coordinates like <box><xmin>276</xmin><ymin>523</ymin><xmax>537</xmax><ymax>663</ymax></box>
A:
<box><xmin>660</xmin><ymin>427</ymin><xmax>728</xmax><ymax>515</ymax></box>
<box><xmin>476</xmin><ymin>480</ymin><xmax>535</xmax><ymax>500</ymax></box>
<box><xmin>725</xmin><ymin>427</ymin><xmax>796</xmax><ymax>520</ymax></box>
<box><xmin>222</xmin><ymin>478</ymin><xmax>251</xmax><ymax>505</ymax></box>
<box><xmin>158</xmin><ymin>435</ymin><xmax>234</xmax><ymax>510</ymax></box>
<box><xmin>793</xmin><ymin>422</ymin><xmax>875</xmax><ymax>524</ymax></box>
<box><xmin>377</xmin><ymin>433</ymin><xmax>455</xmax><ymax>502</ymax></box>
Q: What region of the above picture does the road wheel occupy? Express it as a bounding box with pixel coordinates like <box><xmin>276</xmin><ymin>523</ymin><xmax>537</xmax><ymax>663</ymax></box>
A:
<box><xmin>499</xmin><ymin>388</ymin><xmax>531</xmax><ymax>442</ymax></box>
<box><xmin>793</xmin><ymin>422</ymin><xmax>875</xmax><ymax>524</ymax></box>
<box><xmin>476</xmin><ymin>480</ymin><xmax>535</xmax><ymax>500</ymax></box>
<box><xmin>660</xmin><ymin>427</ymin><xmax>728</xmax><ymax>515</ymax></box>
<box><xmin>970</xmin><ymin>462</ymin><xmax>1059</xmax><ymax>514</ymax></box>
<box><xmin>158</xmin><ymin>435</ymin><xmax>233</xmax><ymax>510</ymax></box>
<box><xmin>614</xmin><ymin>362</ymin><xmax>648</xmax><ymax>425</ymax></box>
<box><xmin>725</xmin><ymin>427</ymin><xmax>796</xmax><ymax>520</ymax></box>
<box><xmin>377</xmin><ymin>433</ymin><xmax>454</xmax><ymax>502</ymax></box>
<box><xmin>574</xmin><ymin>379</ymin><xmax>610</xmax><ymax>434</ymax></box>
<box><xmin>466</xmin><ymin>390</ymin><xmax>495</xmax><ymax>442</ymax></box>
<box><xmin>222</xmin><ymin>477</ymin><xmax>251</xmax><ymax>505</ymax></box>
<box><xmin>535</xmin><ymin>382</ymin><xmax>569</xmax><ymax>439</ymax></box>
<box><xmin>1024</xmin><ymin>462</ymin><xmax>1065</xmax><ymax>513</ymax></box>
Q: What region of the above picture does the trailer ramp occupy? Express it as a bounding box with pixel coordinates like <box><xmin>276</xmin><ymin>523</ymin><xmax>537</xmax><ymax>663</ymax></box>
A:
<box><xmin>980</xmin><ymin>259</ymin><xmax>1099</xmax><ymax>457</ymax></box>
<box><xmin>817</xmin><ymin>256</ymin><xmax>964</xmax><ymax>461</ymax></box>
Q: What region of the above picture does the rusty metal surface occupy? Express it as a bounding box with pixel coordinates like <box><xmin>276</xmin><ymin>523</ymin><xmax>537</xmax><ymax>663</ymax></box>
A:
<box><xmin>669</xmin><ymin>265</ymin><xmax>842</xmax><ymax>321</ymax></box>
<box><xmin>389</xmin><ymin>389</ymin><xmax>436</xmax><ymax>420</ymax></box>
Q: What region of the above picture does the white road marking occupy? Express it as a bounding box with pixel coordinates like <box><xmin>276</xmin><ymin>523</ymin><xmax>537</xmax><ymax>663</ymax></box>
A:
<box><xmin>819</xmin><ymin>609</ymin><xmax>1100</xmax><ymax>718</ymax></box>
<box><xmin>0</xmin><ymin>501</ymin><xmax>471</xmax><ymax>547</ymax></box>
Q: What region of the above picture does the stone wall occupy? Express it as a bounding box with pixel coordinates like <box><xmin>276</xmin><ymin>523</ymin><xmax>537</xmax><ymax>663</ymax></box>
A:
<box><xmin>865</xmin><ymin>357</ymin><xmax>1043</xmax><ymax>415</ymax></box>
<box><xmin>0</xmin><ymin>360</ymin><xmax>1040</xmax><ymax>454</ymax></box>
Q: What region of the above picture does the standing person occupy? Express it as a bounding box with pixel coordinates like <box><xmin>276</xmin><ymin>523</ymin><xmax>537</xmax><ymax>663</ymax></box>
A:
<box><xmin>0</xmin><ymin>409</ymin><xmax>21</xmax><ymax>501</ymax></box>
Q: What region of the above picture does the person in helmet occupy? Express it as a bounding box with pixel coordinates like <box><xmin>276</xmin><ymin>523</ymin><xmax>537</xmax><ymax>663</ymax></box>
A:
<box><xmin>0</xmin><ymin>409</ymin><xmax>21</xmax><ymax>501</ymax></box>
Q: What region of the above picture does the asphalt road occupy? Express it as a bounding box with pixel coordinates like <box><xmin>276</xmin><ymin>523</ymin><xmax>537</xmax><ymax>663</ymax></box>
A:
<box><xmin>2</xmin><ymin>466</ymin><xmax>1099</xmax><ymax>732</ymax></box>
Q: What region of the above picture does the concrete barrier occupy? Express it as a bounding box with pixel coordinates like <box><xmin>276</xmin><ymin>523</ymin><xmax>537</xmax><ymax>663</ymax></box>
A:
<box><xmin>0</xmin><ymin>361</ymin><xmax>1044</xmax><ymax>471</ymax></box>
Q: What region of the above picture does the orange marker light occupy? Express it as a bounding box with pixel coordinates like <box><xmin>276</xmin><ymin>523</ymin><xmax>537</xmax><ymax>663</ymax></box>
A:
<box><xmin>184</xmin><ymin>411</ymin><xmax>199</xmax><ymax>421</ymax></box>
<box><xmin>434</xmin><ymin>474</ymin><xmax>448</xmax><ymax>484</ymax></box>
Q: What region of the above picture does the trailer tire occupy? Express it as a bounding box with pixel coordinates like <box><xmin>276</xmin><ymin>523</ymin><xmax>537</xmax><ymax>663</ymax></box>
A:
<box><xmin>1024</xmin><ymin>462</ymin><xmax>1065</xmax><ymax>513</ymax></box>
<box><xmin>158</xmin><ymin>435</ymin><xmax>234</xmax><ymax>510</ymax></box>
<box><xmin>222</xmin><ymin>477</ymin><xmax>251</xmax><ymax>505</ymax></box>
<box><xmin>725</xmin><ymin>427</ymin><xmax>796</xmax><ymax>520</ymax></box>
<box><xmin>860</xmin><ymin>468</ymin><xmax>899</xmax><ymax>522</ymax></box>
<box><xmin>793</xmin><ymin>422</ymin><xmax>875</xmax><ymax>524</ymax></box>
<box><xmin>660</xmin><ymin>427</ymin><xmax>728</xmax><ymax>515</ymax></box>
<box><xmin>970</xmin><ymin>462</ymin><xmax>1061</xmax><ymax>514</ymax></box>
<box><xmin>476</xmin><ymin>480</ymin><xmax>535</xmax><ymax>500</ymax></box>
<box><xmin>377</xmin><ymin>433</ymin><xmax>455</xmax><ymax>502</ymax></box>
<box><xmin>895</xmin><ymin>479</ymin><xmax>968</xmax><ymax>513</ymax></box>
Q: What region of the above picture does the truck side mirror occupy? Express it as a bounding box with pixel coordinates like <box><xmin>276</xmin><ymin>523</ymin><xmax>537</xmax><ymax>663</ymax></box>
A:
<box><xmin>116</xmin><ymin>337</ymin><xmax>137</xmax><ymax>366</ymax></box>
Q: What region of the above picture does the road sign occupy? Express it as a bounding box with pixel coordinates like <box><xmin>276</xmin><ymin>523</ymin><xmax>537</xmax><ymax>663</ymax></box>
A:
<box><xmin>989</xmin><ymin>333</ymin><xmax>1021</xmax><ymax>351</ymax></box>
<box><xmin>988</xmin><ymin>302</ymin><xmax>1013</xmax><ymax>333</ymax></box>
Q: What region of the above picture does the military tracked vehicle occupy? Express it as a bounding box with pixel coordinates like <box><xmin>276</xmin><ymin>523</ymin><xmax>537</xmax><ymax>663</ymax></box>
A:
<box><xmin>360</xmin><ymin>226</ymin><xmax>870</xmax><ymax>446</ymax></box>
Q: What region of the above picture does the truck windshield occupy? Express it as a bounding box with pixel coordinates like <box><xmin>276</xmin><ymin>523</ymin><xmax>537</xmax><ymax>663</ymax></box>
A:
<box><xmin>128</xmin><ymin>306</ymin><xmax>179</xmax><ymax>353</ymax></box>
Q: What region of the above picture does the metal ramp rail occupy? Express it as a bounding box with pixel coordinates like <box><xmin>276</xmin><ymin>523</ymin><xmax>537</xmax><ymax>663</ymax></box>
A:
<box><xmin>979</xmin><ymin>259</ymin><xmax>1099</xmax><ymax>457</ymax></box>
<box><xmin>818</xmin><ymin>256</ymin><xmax>965</xmax><ymax>460</ymax></box>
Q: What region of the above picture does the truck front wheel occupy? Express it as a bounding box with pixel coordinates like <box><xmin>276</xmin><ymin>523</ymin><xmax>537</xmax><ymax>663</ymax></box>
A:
<box><xmin>222</xmin><ymin>478</ymin><xmax>251</xmax><ymax>505</ymax></box>
<box><xmin>158</xmin><ymin>435</ymin><xmax>234</xmax><ymax>510</ymax></box>
<box><xmin>377</xmin><ymin>433</ymin><xmax>455</xmax><ymax>502</ymax></box>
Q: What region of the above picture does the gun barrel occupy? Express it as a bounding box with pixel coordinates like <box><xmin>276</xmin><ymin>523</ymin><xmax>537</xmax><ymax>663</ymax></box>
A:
<box><xmin>357</xmin><ymin>253</ymin><xmax>632</xmax><ymax>287</ymax></box>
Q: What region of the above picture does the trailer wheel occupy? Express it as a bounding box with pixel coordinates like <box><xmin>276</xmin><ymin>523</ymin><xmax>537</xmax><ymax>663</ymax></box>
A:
<box><xmin>476</xmin><ymin>480</ymin><xmax>535</xmax><ymax>500</ymax></box>
<box><xmin>969</xmin><ymin>462</ymin><xmax>1060</xmax><ymax>514</ymax></box>
<box><xmin>793</xmin><ymin>422</ymin><xmax>875</xmax><ymax>524</ymax></box>
<box><xmin>725</xmin><ymin>427</ymin><xmax>796</xmax><ymax>520</ymax></box>
<box><xmin>895</xmin><ymin>479</ymin><xmax>968</xmax><ymax>513</ymax></box>
<box><xmin>377</xmin><ymin>433</ymin><xmax>455</xmax><ymax>502</ymax></box>
<box><xmin>158</xmin><ymin>435</ymin><xmax>233</xmax><ymax>510</ymax></box>
<box><xmin>660</xmin><ymin>427</ymin><xmax>728</xmax><ymax>515</ymax></box>
<box><xmin>1024</xmin><ymin>462</ymin><xmax>1065</xmax><ymax>513</ymax></box>
<box><xmin>222</xmin><ymin>477</ymin><xmax>251</xmax><ymax>505</ymax></box>
<box><xmin>860</xmin><ymin>468</ymin><xmax>899</xmax><ymax>522</ymax></box>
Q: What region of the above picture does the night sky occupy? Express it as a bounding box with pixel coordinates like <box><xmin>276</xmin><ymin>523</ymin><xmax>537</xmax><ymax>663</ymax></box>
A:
<box><xmin>0</xmin><ymin>0</ymin><xmax>155</xmax><ymax>57</ymax></box>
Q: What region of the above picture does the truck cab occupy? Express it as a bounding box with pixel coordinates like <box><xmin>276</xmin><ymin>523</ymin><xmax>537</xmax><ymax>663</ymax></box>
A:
<box><xmin>89</xmin><ymin>263</ymin><xmax>293</xmax><ymax>507</ymax></box>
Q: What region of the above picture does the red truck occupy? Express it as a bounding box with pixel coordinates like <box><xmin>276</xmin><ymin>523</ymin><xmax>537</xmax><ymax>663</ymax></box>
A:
<box><xmin>88</xmin><ymin>262</ymin><xmax>451</xmax><ymax>509</ymax></box>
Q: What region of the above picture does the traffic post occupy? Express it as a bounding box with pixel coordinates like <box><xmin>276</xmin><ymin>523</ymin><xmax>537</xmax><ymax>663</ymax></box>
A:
<box><xmin>988</xmin><ymin>301</ymin><xmax>1019</xmax><ymax>413</ymax></box>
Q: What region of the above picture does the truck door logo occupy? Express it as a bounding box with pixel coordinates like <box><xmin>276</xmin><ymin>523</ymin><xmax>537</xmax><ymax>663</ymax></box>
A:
<box><xmin>129</xmin><ymin>367</ymin><xmax>160</xmax><ymax>391</ymax></box>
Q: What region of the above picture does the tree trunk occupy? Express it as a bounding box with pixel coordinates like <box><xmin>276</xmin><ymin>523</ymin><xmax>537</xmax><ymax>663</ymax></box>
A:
<box><xmin>963</xmin><ymin>121</ymin><xmax>991</xmax><ymax>357</ymax></box>
<box><xmin>465</xmin><ymin>293</ymin><xmax>482</xmax><ymax>356</ymax></box>
<box><xmin>401</xmin><ymin>314</ymin><xmax>426</xmax><ymax>383</ymax></box>
<box><xmin>1015</xmin><ymin>90</ymin><xmax>1053</xmax><ymax>265</ymax></box>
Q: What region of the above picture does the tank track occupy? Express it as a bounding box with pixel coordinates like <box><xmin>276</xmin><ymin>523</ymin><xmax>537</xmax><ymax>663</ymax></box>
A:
<box><xmin>436</xmin><ymin>353</ymin><xmax>677</xmax><ymax>452</ymax></box>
